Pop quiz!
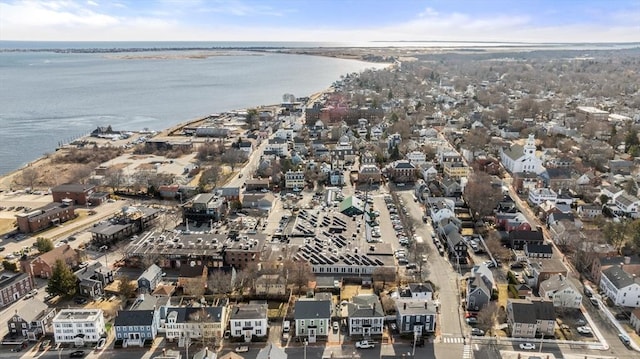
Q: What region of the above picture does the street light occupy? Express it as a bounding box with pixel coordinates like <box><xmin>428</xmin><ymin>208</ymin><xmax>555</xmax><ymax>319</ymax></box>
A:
<box><xmin>303</xmin><ymin>339</ymin><xmax>308</xmax><ymax>359</ymax></box>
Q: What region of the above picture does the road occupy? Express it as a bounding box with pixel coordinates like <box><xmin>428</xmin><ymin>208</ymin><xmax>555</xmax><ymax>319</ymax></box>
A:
<box><xmin>394</xmin><ymin>189</ymin><xmax>465</xmax><ymax>358</ymax></box>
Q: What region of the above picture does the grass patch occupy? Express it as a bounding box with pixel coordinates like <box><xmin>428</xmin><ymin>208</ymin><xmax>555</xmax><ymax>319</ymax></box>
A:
<box><xmin>340</xmin><ymin>285</ymin><xmax>372</xmax><ymax>301</ymax></box>
<box><xmin>497</xmin><ymin>284</ymin><xmax>508</xmax><ymax>308</ymax></box>
<box><xmin>0</xmin><ymin>218</ymin><xmax>16</xmax><ymax>235</ymax></box>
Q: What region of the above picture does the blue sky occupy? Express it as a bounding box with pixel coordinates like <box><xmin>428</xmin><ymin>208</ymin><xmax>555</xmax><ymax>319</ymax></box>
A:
<box><xmin>1</xmin><ymin>0</ymin><xmax>639</xmax><ymax>42</ymax></box>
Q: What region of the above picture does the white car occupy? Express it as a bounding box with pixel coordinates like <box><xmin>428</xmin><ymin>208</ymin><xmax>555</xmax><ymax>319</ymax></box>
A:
<box><xmin>235</xmin><ymin>346</ymin><xmax>249</xmax><ymax>353</ymax></box>
<box><xmin>577</xmin><ymin>326</ymin><xmax>592</xmax><ymax>335</ymax></box>
<box><xmin>519</xmin><ymin>343</ymin><xmax>536</xmax><ymax>350</ymax></box>
<box><xmin>355</xmin><ymin>340</ymin><xmax>375</xmax><ymax>349</ymax></box>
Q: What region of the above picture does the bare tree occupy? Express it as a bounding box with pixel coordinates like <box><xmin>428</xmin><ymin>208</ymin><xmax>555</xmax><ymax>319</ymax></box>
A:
<box><xmin>372</xmin><ymin>267</ymin><xmax>397</xmax><ymax>289</ymax></box>
<box><xmin>104</xmin><ymin>168</ymin><xmax>125</xmax><ymax>193</ymax></box>
<box><xmin>207</xmin><ymin>270</ymin><xmax>233</xmax><ymax>296</ymax></box>
<box><xmin>476</xmin><ymin>302</ymin><xmax>502</xmax><ymax>335</ymax></box>
<box><xmin>485</xmin><ymin>235</ymin><xmax>512</xmax><ymax>263</ymax></box>
<box><xmin>464</xmin><ymin>172</ymin><xmax>502</xmax><ymax>219</ymax></box>
<box><xmin>284</xmin><ymin>260</ymin><xmax>315</xmax><ymax>294</ymax></box>
<box><xmin>221</xmin><ymin>150</ymin><xmax>248</xmax><ymax>171</ymax></box>
<box><xmin>198</xmin><ymin>165</ymin><xmax>222</xmax><ymax>192</ymax></box>
<box><xmin>21</xmin><ymin>167</ymin><xmax>39</xmax><ymax>189</ymax></box>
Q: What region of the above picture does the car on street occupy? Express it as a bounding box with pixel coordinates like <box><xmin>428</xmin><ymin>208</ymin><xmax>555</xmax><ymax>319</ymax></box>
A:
<box><xmin>95</xmin><ymin>337</ymin><xmax>106</xmax><ymax>350</ymax></box>
<box><xmin>389</xmin><ymin>323</ymin><xmax>398</xmax><ymax>333</ymax></box>
<box><xmin>355</xmin><ymin>340</ymin><xmax>375</xmax><ymax>349</ymax></box>
<box><xmin>619</xmin><ymin>334</ymin><xmax>631</xmax><ymax>346</ymax></box>
<box><xmin>0</xmin><ymin>246</ymin><xmax>5</xmax><ymax>252</ymax></box>
<box><xmin>466</xmin><ymin>317</ymin><xmax>478</xmax><ymax>325</ymax></box>
<box><xmin>69</xmin><ymin>350</ymin><xmax>85</xmax><ymax>358</ymax></box>
<box><xmin>74</xmin><ymin>297</ymin><xmax>88</xmax><ymax>305</ymax></box>
<box><xmin>333</xmin><ymin>321</ymin><xmax>340</xmax><ymax>332</ymax></box>
<box><xmin>589</xmin><ymin>298</ymin><xmax>599</xmax><ymax>308</ymax></box>
<box><xmin>577</xmin><ymin>326</ymin><xmax>592</xmax><ymax>335</ymax></box>
<box><xmin>519</xmin><ymin>343</ymin><xmax>536</xmax><ymax>350</ymax></box>
<box><xmin>235</xmin><ymin>346</ymin><xmax>249</xmax><ymax>353</ymax></box>
<box><xmin>471</xmin><ymin>328</ymin><xmax>485</xmax><ymax>336</ymax></box>
<box><xmin>576</xmin><ymin>319</ymin><xmax>586</xmax><ymax>326</ymax></box>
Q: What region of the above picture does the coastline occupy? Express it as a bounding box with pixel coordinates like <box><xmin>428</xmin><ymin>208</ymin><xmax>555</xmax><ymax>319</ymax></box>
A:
<box><xmin>0</xmin><ymin>85</ymin><xmax>335</xmax><ymax>191</ymax></box>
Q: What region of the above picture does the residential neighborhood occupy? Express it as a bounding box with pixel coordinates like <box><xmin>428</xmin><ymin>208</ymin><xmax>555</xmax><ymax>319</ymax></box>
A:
<box><xmin>0</xmin><ymin>46</ymin><xmax>639</xmax><ymax>359</ymax></box>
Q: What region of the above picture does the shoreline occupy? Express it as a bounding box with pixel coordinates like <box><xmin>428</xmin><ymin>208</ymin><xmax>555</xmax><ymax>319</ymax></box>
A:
<box><xmin>0</xmin><ymin>86</ymin><xmax>335</xmax><ymax>191</ymax></box>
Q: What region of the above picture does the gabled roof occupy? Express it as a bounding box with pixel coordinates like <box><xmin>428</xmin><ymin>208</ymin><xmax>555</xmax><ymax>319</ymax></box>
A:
<box><xmin>294</xmin><ymin>299</ymin><xmax>331</xmax><ymax>320</ymax></box>
<box><xmin>393</xmin><ymin>160</ymin><xmax>416</xmax><ymax>169</ymax></box>
<box><xmin>539</xmin><ymin>274</ymin><xmax>575</xmax><ymax>294</ymax></box>
<box><xmin>34</xmin><ymin>244</ymin><xmax>78</xmax><ymax>267</ymax></box>
<box><xmin>166</xmin><ymin>306</ymin><xmax>225</xmax><ymax>324</ymax></box>
<box><xmin>509</xmin><ymin>298</ymin><xmax>555</xmax><ymax>324</ymax></box>
<box><xmin>525</xmin><ymin>243</ymin><xmax>553</xmax><ymax>255</ymax></box>
<box><xmin>347</xmin><ymin>294</ymin><xmax>384</xmax><ymax>318</ymax></box>
<box><xmin>602</xmin><ymin>265</ymin><xmax>640</xmax><ymax>289</ymax></box>
<box><xmin>502</xmin><ymin>144</ymin><xmax>525</xmax><ymax>160</ymax></box>
<box><xmin>114</xmin><ymin>310</ymin><xmax>155</xmax><ymax>327</ymax></box>
<box><xmin>138</xmin><ymin>264</ymin><xmax>162</xmax><ymax>282</ymax></box>
<box><xmin>509</xmin><ymin>230</ymin><xmax>544</xmax><ymax>241</ymax></box>
<box><xmin>230</xmin><ymin>303</ymin><xmax>267</xmax><ymax>320</ymax></box>
<box><xmin>409</xmin><ymin>283</ymin><xmax>433</xmax><ymax>294</ymax></box>
<box><xmin>12</xmin><ymin>300</ymin><xmax>49</xmax><ymax>323</ymax></box>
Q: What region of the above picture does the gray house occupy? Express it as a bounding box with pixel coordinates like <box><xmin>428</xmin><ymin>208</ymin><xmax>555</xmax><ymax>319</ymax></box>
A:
<box><xmin>395</xmin><ymin>299</ymin><xmax>437</xmax><ymax>336</ymax></box>
<box><xmin>114</xmin><ymin>310</ymin><xmax>158</xmax><ymax>348</ymax></box>
<box><xmin>466</xmin><ymin>264</ymin><xmax>495</xmax><ymax>311</ymax></box>
<box><xmin>347</xmin><ymin>294</ymin><xmax>385</xmax><ymax>338</ymax></box>
<box><xmin>294</xmin><ymin>298</ymin><xmax>331</xmax><ymax>343</ymax></box>
<box><xmin>76</xmin><ymin>262</ymin><xmax>114</xmax><ymax>299</ymax></box>
<box><xmin>137</xmin><ymin>264</ymin><xmax>162</xmax><ymax>293</ymax></box>
<box><xmin>7</xmin><ymin>301</ymin><xmax>56</xmax><ymax>341</ymax></box>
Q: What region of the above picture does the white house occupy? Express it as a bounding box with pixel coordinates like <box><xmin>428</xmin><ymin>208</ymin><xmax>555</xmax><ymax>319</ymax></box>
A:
<box><xmin>614</xmin><ymin>193</ymin><xmax>640</xmax><ymax>219</ymax></box>
<box><xmin>284</xmin><ymin>170</ymin><xmax>305</xmax><ymax>189</ymax></box>
<box><xmin>347</xmin><ymin>294</ymin><xmax>385</xmax><ymax>338</ymax></box>
<box><xmin>264</xmin><ymin>138</ymin><xmax>289</xmax><ymax>157</ymax></box>
<box><xmin>294</xmin><ymin>298</ymin><xmax>331</xmax><ymax>343</ymax></box>
<box><xmin>229</xmin><ymin>303</ymin><xmax>268</xmax><ymax>342</ymax></box>
<box><xmin>407</xmin><ymin>283</ymin><xmax>434</xmax><ymax>300</ymax></box>
<box><xmin>500</xmin><ymin>134</ymin><xmax>545</xmax><ymax>174</ymax></box>
<box><xmin>529</xmin><ymin>188</ymin><xmax>558</xmax><ymax>206</ymax></box>
<box><xmin>53</xmin><ymin>309</ymin><xmax>105</xmax><ymax>345</ymax></box>
<box><xmin>406</xmin><ymin>151</ymin><xmax>427</xmax><ymax>167</ymax></box>
<box><xmin>539</xmin><ymin>274</ymin><xmax>582</xmax><ymax>309</ymax></box>
<box><xmin>422</xmin><ymin>166</ymin><xmax>438</xmax><ymax>182</ymax></box>
<box><xmin>164</xmin><ymin>307</ymin><xmax>227</xmax><ymax>347</ymax></box>
<box><xmin>599</xmin><ymin>266</ymin><xmax>640</xmax><ymax>308</ymax></box>
<box><xmin>370</xmin><ymin>125</ymin><xmax>384</xmax><ymax>140</ymax></box>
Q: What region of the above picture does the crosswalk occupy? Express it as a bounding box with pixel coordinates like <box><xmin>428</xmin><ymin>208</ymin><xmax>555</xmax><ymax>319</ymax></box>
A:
<box><xmin>463</xmin><ymin>344</ymin><xmax>473</xmax><ymax>359</ymax></box>
<box><xmin>441</xmin><ymin>336</ymin><xmax>465</xmax><ymax>344</ymax></box>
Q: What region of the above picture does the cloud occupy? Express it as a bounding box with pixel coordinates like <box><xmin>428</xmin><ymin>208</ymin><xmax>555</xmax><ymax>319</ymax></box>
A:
<box><xmin>1</xmin><ymin>0</ymin><xmax>639</xmax><ymax>42</ymax></box>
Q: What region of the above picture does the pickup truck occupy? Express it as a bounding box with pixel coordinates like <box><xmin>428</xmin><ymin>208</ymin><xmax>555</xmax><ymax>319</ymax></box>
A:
<box><xmin>355</xmin><ymin>340</ymin><xmax>375</xmax><ymax>349</ymax></box>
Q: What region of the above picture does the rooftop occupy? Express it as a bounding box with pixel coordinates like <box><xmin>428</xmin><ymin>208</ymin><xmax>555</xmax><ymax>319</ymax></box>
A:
<box><xmin>53</xmin><ymin>309</ymin><xmax>103</xmax><ymax>322</ymax></box>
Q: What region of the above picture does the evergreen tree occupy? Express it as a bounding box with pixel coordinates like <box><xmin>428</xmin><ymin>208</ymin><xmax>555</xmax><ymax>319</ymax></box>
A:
<box><xmin>47</xmin><ymin>259</ymin><xmax>77</xmax><ymax>297</ymax></box>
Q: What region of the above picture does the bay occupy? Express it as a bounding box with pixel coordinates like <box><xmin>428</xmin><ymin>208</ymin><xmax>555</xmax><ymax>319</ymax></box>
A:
<box><xmin>0</xmin><ymin>48</ymin><xmax>385</xmax><ymax>176</ymax></box>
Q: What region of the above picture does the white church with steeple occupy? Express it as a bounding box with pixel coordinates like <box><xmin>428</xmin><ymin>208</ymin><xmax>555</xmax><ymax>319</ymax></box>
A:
<box><xmin>500</xmin><ymin>134</ymin><xmax>545</xmax><ymax>174</ymax></box>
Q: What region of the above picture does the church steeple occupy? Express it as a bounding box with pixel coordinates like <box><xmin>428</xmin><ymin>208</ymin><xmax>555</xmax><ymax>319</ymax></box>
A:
<box><xmin>524</xmin><ymin>134</ymin><xmax>536</xmax><ymax>157</ymax></box>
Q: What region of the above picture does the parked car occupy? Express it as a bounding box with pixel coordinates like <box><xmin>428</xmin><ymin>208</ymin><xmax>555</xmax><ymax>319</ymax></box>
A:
<box><xmin>69</xmin><ymin>350</ymin><xmax>85</xmax><ymax>358</ymax></box>
<box><xmin>95</xmin><ymin>337</ymin><xmax>106</xmax><ymax>350</ymax></box>
<box><xmin>235</xmin><ymin>346</ymin><xmax>249</xmax><ymax>353</ymax></box>
<box><xmin>466</xmin><ymin>317</ymin><xmax>478</xmax><ymax>325</ymax></box>
<box><xmin>575</xmin><ymin>319</ymin><xmax>586</xmax><ymax>326</ymax></box>
<box><xmin>519</xmin><ymin>343</ymin><xmax>536</xmax><ymax>350</ymax></box>
<box><xmin>510</xmin><ymin>262</ymin><xmax>524</xmax><ymax>269</ymax></box>
<box><xmin>619</xmin><ymin>334</ymin><xmax>631</xmax><ymax>346</ymax></box>
<box><xmin>74</xmin><ymin>297</ymin><xmax>88</xmax><ymax>305</ymax></box>
<box><xmin>333</xmin><ymin>321</ymin><xmax>340</xmax><ymax>332</ymax></box>
<box><xmin>471</xmin><ymin>328</ymin><xmax>485</xmax><ymax>336</ymax></box>
<box><xmin>577</xmin><ymin>326</ymin><xmax>592</xmax><ymax>335</ymax></box>
<box><xmin>355</xmin><ymin>340</ymin><xmax>375</xmax><ymax>349</ymax></box>
<box><xmin>589</xmin><ymin>298</ymin><xmax>599</xmax><ymax>308</ymax></box>
<box><xmin>389</xmin><ymin>323</ymin><xmax>398</xmax><ymax>333</ymax></box>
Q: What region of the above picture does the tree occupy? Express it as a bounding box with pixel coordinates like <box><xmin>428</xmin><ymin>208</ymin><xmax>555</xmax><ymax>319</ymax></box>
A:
<box><xmin>35</xmin><ymin>237</ymin><xmax>54</xmax><ymax>253</ymax></box>
<box><xmin>485</xmin><ymin>235</ymin><xmax>512</xmax><ymax>263</ymax></box>
<box><xmin>284</xmin><ymin>260</ymin><xmax>314</xmax><ymax>294</ymax></box>
<box><xmin>198</xmin><ymin>165</ymin><xmax>222</xmax><ymax>192</ymax></box>
<box><xmin>117</xmin><ymin>275</ymin><xmax>137</xmax><ymax>299</ymax></box>
<box><xmin>21</xmin><ymin>167</ymin><xmax>39</xmax><ymax>189</ymax></box>
<box><xmin>208</xmin><ymin>270</ymin><xmax>233</xmax><ymax>296</ymax></box>
<box><xmin>2</xmin><ymin>260</ymin><xmax>18</xmax><ymax>272</ymax></box>
<box><xmin>104</xmin><ymin>168</ymin><xmax>125</xmax><ymax>193</ymax></box>
<box><xmin>372</xmin><ymin>267</ymin><xmax>397</xmax><ymax>289</ymax></box>
<box><xmin>603</xmin><ymin>220</ymin><xmax>632</xmax><ymax>252</ymax></box>
<box><xmin>47</xmin><ymin>259</ymin><xmax>77</xmax><ymax>298</ymax></box>
<box><xmin>624</xmin><ymin>127</ymin><xmax>639</xmax><ymax>153</ymax></box>
<box><xmin>464</xmin><ymin>172</ymin><xmax>502</xmax><ymax>219</ymax></box>
<box><xmin>476</xmin><ymin>302</ymin><xmax>502</xmax><ymax>335</ymax></box>
<box><xmin>221</xmin><ymin>149</ymin><xmax>248</xmax><ymax>171</ymax></box>
<box><xmin>464</xmin><ymin>128</ymin><xmax>490</xmax><ymax>160</ymax></box>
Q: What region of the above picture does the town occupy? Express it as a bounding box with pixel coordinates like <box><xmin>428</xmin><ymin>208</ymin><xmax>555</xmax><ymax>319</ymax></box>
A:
<box><xmin>0</xmin><ymin>47</ymin><xmax>639</xmax><ymax>359</ymax></box>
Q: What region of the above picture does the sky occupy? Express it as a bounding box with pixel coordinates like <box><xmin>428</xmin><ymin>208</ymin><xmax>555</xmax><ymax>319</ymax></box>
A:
<box><xmin>1</xmin><ymin>0</ymin><xmax>639</xmax><ymax>43</ymax></box>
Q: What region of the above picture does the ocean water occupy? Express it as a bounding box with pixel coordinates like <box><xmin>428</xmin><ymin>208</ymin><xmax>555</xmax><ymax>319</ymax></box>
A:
<box><xmin>0</xmin><ymin>47</ymin><xmax>385</xmax><ymax>175</ymax></box>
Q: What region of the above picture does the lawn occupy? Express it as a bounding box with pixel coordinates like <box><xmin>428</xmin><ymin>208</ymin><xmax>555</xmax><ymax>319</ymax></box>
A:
<box><xmin>497</xmin><ymin>283</ymin><xmax>509</xmax><ymax>308</ymax></box>
<box><xmin>340</xmin><ymin>285</ymin><xmax>372</xmax><ymax>301</ymax></box>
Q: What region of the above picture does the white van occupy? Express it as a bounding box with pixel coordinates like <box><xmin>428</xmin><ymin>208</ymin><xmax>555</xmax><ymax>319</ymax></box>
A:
<box><xmin>282</xmin><ymin>320</ymin><xmax>290</xmax><ymax>333</ymax></box>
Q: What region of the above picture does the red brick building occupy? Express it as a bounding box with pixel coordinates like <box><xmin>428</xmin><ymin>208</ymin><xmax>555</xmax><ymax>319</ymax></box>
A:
<box><xmin>22</xmin><ymin>244</ymin><xmax>80</xmax><ymax>279</ymax></box>
<box><xmin>51</xmin><ymin>183</ymin><xmax>95</xmax><ymax>206</ymax></box>
<box><xmin>16</xmin><ymin>202</ymin><xmax>76</xmax><ymax>233</ymax></box>
<box><xmin>0</xmin><ymin>272</ymin><xmax>34</xmax><ymax>306</ymax></box>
